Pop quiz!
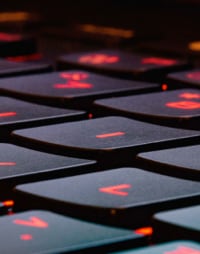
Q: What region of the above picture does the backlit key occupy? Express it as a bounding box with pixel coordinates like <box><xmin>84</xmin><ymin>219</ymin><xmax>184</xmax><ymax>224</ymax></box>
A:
<box><xmin>15</xmin><ymin>168</ymin><xmax>200</xmax><ymax>228</ymax></box>
<box><xmin>0</xmin><ymin>143</ymin><xmax>95</xmax><ymax>190</ymax></box>
<box><xmin>11</xmin><ymin>116</ymin><xmax>200</xmax><ymax>160</ymax></box>
<box><xmin>0</xmin><ymin>210</ymin><xmax>145</xmax><ymax>253</ymax></box>
<box><xmin>0</xmin><ymin>96</ymin><xmax>85</xmax><ymax>133</ymax></box>
<box><xmin>153</xmin><ymin>205</ymin><xmax>200</xmax><ymax>242</ymax></box>
<box><xmin>167</xmin><ymin>69</ymin><xmax>200</xmax><ymax>88</ymax></box>
<box><xmin>0</xmin><ymin>70</ymin><xmax>158</xmax><ymax>108</ymax></box>
<box><xmin>111</xmin><ymin>241</ymin><xmax>200</xmax><ymax>254</ymax></box>
<box><xmin>95</xmin><ymin>89</ymin><xmax>200</xmax><ymax>129</ymax></box>
<box><xmin>137</xmin><ymin>144</ymin><xmax>200</xmax><ymax>180</ymax></box>
<box><xmin>57</xmin><ymin>49</ymin><xmax>188</xmax><ymax>81</ymax></box>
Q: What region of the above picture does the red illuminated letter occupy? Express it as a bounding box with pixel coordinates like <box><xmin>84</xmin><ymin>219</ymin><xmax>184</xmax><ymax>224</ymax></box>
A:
<box><xmin>79</xmin><ymin>54</ymin><xmax>119</xmax><ymax>64</ymax></box>
<box><xmin>96</xmin><ymin>131</ymin><xmax>125</xmax><ymax>138</ymax></box>
<box><xmin>141</xmin><ymin>57</ymin><xmax>176</xmax><ymax>66</ymax></box>
<box><xmin>13</xmin><ymin>217</ymin><xmax>48</xmax><ymax>228</ymax></box>
<box><xmin>166</xmin><ymin>101</ymin><xmax>200</xmax><ymax>109</ymax></box>
<box><xmin>99</xmin><ymin>184</ymin><xmax>131</xmax><ymax>196</ymax></box>
<box><xmin>179</xmin><ymin>93</ymin><xmax>200</xmax><ymax>99</ymax></box>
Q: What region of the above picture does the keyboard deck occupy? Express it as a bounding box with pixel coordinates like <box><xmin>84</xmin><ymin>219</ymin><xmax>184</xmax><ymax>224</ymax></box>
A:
<box><xmin>0</xmin><ymin>2</ymin><xmax>199</xmax><ymax>253</ymax></box>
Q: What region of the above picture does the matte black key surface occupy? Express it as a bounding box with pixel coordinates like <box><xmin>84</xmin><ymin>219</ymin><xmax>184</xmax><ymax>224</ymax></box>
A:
<box><xmin>0</xmin><ymin>71</ymin><xmax>158</xmax><ymax>108</ymax></box>
<box><xmin>0</xmin><ymin>32</ymin><xmax>36</xmax><ymax>57</ymax></box>
<box><xmin>0</xmin><ymin>143</ymin><xmax>95</xmax><ymax>186</ymax></box>
<box><xmin>0</xmin><ymin>96</ymin><xmax>85</xmax><ymax>131</ymax></box>
<box><xmin>15</xmin><ymin>168</ymin><xmax>200</xmax><ymax>228</ymax></box>
<box><xmin>57</xmin><ymin>49</ymin><xmax>188</xmax><ymax>80</ymax></box>
<box><xmin>0</xmin><ymin>210</ymin><xmax>145</xmax><ymax>253</ymax></box>
<box><xmin>111</xmin><ymin>241</ymin><xmax>200</xmax><ymax>254</ymax></box>
<box><xmin>167</xmin><ymin>69</ymin><xmax>200</xmax><ymax>88</ymax></box>
<box><xmin>153</xmin><ymin>205</ymin><xmax>200</xmax><ymax>242</ymax></box>
<box><xmin>95</xmin><ymin>89</ymin><xmax>200</xmax><ymax>129</ymax></box>
<box><xmin>0</xmin><ymin>59</ymin><xmax>52</xmax><ymax>77</ymax></box>
<box><xmin>137</xmin><ymin>145</ymin><xmax>200</xmax><ymax>180</ymax></box>
<box><xmin>11</xmin><ymin>116</ymin><xmax>200</xmax><ymax>160</ymax></box>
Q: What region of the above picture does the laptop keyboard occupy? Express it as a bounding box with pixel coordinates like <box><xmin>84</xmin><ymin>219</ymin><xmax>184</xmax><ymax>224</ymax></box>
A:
<box><xmin>0</xmin><ymin>8</ymin><xmax>199</xmax><ymax>253</ymax></box>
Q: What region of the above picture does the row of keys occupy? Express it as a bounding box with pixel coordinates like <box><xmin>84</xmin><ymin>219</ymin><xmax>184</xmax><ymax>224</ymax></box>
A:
<box><xmin>0</xmin><ymin>205</ymin><xmax>199</xmax><ymax>253</ymax></box>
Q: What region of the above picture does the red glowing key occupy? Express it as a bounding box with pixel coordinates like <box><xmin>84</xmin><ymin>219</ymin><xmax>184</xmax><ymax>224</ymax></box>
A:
<box><xmin>79</xmin><ymin>54</ymin><xmax>119</xmax><ymax>64</ymax></box>
<box><xmin>164</xmin><ymin>246</ymin><xmax>200</xmax><ymax>254</ymax></box>
<box><xmin>141</xmin><ymin>57</ymin><xmax>177</xmax><ymax>66</ymax></box>
<box><xmin>0</xmin><ymin>111</ymin><xmax>16</xmax><ymax>117</ymax></box>
<box><xmin>13</xmin><ymin>216</ymin><xmax>48</xmax><ymax>228</ymax></box>
<box><xmin>179</xmin><ymin>92</ymin><xmax>200</xmax><ymax>99</ymax></box>
<box><xmin>99</xmin><ymin>184</ymin><xmax>131</xmax><ymax>196</ymax></box>
<box><xmin>166</xmin><ymin>101</ymin><xmax>200</xmax><ymax>109</ymax></box>
<box><xmin>186</xmin><ymin>71</ymin><xmax>200</xmax><ymax>81</ymax></box>
<box><xmin>96</xmin><ymin>131</ymin><xmax>125</xmax><ymax>138</ymax></box>
<box><xmin>20</xmin><ymin>234</ymin><xmax>33</xmax><ymax>241</ymax></box>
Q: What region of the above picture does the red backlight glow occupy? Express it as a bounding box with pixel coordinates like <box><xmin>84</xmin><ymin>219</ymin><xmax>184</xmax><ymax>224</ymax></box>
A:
<box><xmin>60</xmin><ymin>72</ymin><xmax>88</xmax><ymax>81</ymax></box>
<box><xmin>141</xmin><ymin>57</ymin><xmax>177</xmax><ymax>66</ymax></box>
<box><xmin>0</xmin><ymin>112</ymin><xmax>16</xmax><ymax>117</ymax></box>
<box><xmin>179</xmin><ymin>93</ymin><xmax>200</xmax><ymax>99</ymax></box>
<box><xmin>166</xmin><ymin>101</ymin><xmax>200</xmax><ymax>109</ymax></box>
<box><xmin>186</xmin><ymin>71</ymin><xmax>200</xmax><ymax>81</ymax></box>
<box><xmin>54</xmin><ymin>81</ymin><xmax>93</xmax><ymax>89</ymax></box>
<box><xmin>134</xmin><ymin>227</ymin><xmax>153</xmax><ymax>236</ymax></box>
<box><xmin>20</xmin><ymin>234</ymin><xmax>33</xmax><ymax>241</ymax></box>
<box><xmin>79</xmin><ymin>54</ymin><xmax>119</xmax><ymax>64</ymax></box>
<box><xmin>0</xmin><ymin>32</ymin><xmax>21</xmax><ymax>42</ymax></box>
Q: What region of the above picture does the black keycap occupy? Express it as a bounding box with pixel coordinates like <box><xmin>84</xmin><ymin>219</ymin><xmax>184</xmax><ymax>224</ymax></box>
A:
<box><xmin>11</xmin><ymin>116</ymin><xmax>200</xmax><ymax>160</ymax></box>
<box><xmin>153</xmin><ymin>205</ymin><xmax>200</xmax><ymax>242</ymax></box>
<box><xmin>15</xmin><ymin>168</ymin><xmax>200</xmax><ymax>228</ymax></box>
<box><xmin>95</xmin><ymin>89</ymin><xmax>200</xmax><ymax>129</ymax></box>
<box><xmin>0</xmin><ymin>71</ymin><xmax>158</xmax><ymax>109</ymax></box>
<box><xmin>137</xmin><ymin>145</ymin><xmax>200</xmax><ymax>181</ymax></box>
<box><xmin>0</xmin><ymin>32</ymin><xmax>36</xmax><ymax>57</ymax></box>
<box><xmin>0</xmin><ymin>96</ymin><xmax>85</xmax><ymax>134</ymax></box>
<box><xmin>0</xmin><ymin>143</ymin><xmax>95</xmax><ymax>187</ymax></box>
<box><xmin>167</xmin><ymin>69</ymin><xmax>200</xmax><ymax>88</ymax></box>
<box><xmin>0</xmin><ymin>58</ymin><xmax>52</xmax><ymax>77</ymax></box>
<box><xmin>0</xmin><ymin>210</ymin><xmax>145</xmax><ymax>253</ymax></box>
<box><xmin>57</xmin><ymin>49</ymin><xmax>188</xmax><ymax>81</ymax></box>
<box><xmin>111</xmin><ymin>240</ymin><xmax>200</xmax><ymax>254</ymax></box>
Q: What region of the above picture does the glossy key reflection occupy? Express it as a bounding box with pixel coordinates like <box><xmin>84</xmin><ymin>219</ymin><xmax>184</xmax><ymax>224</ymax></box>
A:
<box><xmin>11</xmin><ymin>116</ymin><xmax>200</xmax><ymax>160</ymax></box>
<box><xmin>95</xmin><ymin>89</ymin><xmax>200</xmax><ymax>129</ymax></box>
<box><xmin>57</xmin><ymin>49</ymin><xmax>188</xmax><ymax>81</ymax></box>
<box><xmin>15</xmin><ymin>168</ymin><xmax>200</xmax><ymax>228</ymax></box>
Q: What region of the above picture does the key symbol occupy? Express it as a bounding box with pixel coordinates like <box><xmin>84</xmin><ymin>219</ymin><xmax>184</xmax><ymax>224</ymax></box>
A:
<box><xmin>99</xmin><ymin>184</ymin><xmax>131</xmax><ymax>196</ymax></box>
<box><xmin>13</xmin><ymin>216</ymin><xmax>48</xmax><ymax>228</ymax></box>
